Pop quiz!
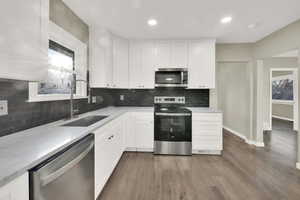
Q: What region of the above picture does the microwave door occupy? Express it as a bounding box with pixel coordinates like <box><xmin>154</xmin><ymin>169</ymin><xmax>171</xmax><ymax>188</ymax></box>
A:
<box><xmin>155</xmin><ymin>71</ymin><xmax>182</xmax><ymax>85</ymax></box>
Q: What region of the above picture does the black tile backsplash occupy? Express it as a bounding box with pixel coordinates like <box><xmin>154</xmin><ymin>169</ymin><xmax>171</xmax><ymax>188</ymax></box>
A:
<box><xmin>0</xmin><ymin>79</ymin><xmax>209</xmax><ymax>137</ymax></box>
<box><xmin>93</xmin><ymin>88</ymin><xmax>209</xmax><ymax>107</ymax></box>
<box><xmin>0</xmin><ymin>79</ymin><xmax>109</xmax><ymax>137</ymax></box>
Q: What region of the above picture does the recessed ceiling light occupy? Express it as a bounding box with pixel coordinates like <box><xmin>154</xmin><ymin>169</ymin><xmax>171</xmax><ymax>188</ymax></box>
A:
<box><xmin>220</xmin><ymin>16</ymin><xmax>232</xmax><ymax>24</ymax></box>
<box><xmin>148</xmin><ymin>19</ymin><xmax>158</xmax><ymax>27</ymax></box>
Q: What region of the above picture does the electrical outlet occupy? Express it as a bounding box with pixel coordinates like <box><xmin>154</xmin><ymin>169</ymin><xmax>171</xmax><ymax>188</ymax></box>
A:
<box><xmin>120</xmin><ymin>95</ymin><xmax>124</xmax><ymax>101</ymax></box>
<box><xmin>0</xmin><ymin>100</ymin><xmax>8</xmax><ymax>116</ymax></box>
<box><xmin>92</xmin><ymin>96</ymin><xmax>97</xmax><ymax>103</ymax></box>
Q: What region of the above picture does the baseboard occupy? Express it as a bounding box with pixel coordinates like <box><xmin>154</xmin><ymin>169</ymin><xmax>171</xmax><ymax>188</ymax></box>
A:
<box><xmin>223</xmin><ymin>126</ymin><xmax>265</xmax><ymax>147</ymax></box>
<box><xmin>223</xmin><ymin>126</ymin><xmax>246</xmax><ymax>140</ymax></box>
<box><xmin>297</xmin><ymin>162</ymin><xmax>300</xmax><ymax>170</ymax></box>
<box><xmin>263</xmin><ymin>122</ymin><xmax>272</xmax><ymax>131</ymax></box>
<box><xmin>272</xmin><ymin>115</ymin><xmax>294</xmax><ymax>122</ymax></box>
<box><xmin>192</xmin><ymin>150</ymin><xmax>222</xmax><ymax>155</ymax></box>
<box><xmin>246</xmin><ymin>139</ymin><xmax>265</xmax><ymax>147</ymax></box>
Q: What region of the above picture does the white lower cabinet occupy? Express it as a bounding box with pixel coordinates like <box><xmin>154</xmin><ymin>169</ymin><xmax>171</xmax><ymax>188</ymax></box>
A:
<box><xmin>131</xmin><ymin>113</ymin><xmax>154</xmax><ymax>151</ymax></box>
<box><xmin>0</xmin><ymin>173</ymin><xmax>29</xmax><ymax>200</ymax></box>
<box><xmin>192</xmin><ymin>113</ymin><xmax>223</xmax><ymax>154</ymax></box>
<box><xmin>94</xmin><ymin>112</ymin><xmax>153</xmax><ymax>198</ymax></box>
<box><xmin>94</xmin><ymin>120</ymin><xmax>124</xmax><ymax>199</ymax></box>
<box><xmin>95</xmin><ymin>111</ymin><xmax>222</xmax><ymax>198</ymax></box>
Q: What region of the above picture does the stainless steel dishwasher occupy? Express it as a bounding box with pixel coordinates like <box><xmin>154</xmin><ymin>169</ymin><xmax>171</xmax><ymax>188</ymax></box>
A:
<box><xmin>29</xmin><ymin>134</ymin><xmax>94</xmax><ymax>200</ymax></box>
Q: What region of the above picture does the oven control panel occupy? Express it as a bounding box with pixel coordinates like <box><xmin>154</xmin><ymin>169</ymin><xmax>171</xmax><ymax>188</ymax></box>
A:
<box><xmin>154</xmin><ymin>96</ymin><xmax>185</xmax><ymax>104</ymax></box>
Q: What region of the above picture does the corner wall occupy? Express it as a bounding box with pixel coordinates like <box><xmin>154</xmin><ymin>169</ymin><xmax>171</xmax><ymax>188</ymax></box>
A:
<box><xmin>253</xmin><ymin>19</ymin><xmax>300</xmax><ymax>164</ymax></box>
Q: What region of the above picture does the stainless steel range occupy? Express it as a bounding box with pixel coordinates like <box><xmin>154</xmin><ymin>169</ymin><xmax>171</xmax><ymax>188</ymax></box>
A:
<box><xmin>154</xmin><ymin>96</ymin><xmax>192</xmax><ymax>155</ymax></box>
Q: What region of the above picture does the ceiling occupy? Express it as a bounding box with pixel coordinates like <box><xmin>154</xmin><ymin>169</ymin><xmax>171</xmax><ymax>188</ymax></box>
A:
<box><xmin>63</xmin><ymin>0</ymin><xmax>300</xmax><ymax>43</ymax></box>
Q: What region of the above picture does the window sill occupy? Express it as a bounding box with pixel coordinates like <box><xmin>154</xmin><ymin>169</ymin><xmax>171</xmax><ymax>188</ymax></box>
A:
<box><xmin>272</xmin><ymin>100</ymin><xmax>294</xmax><ymax>105</ymax></box>
<box><xmin>27</xmin><ymin>95</ymin><xmax>88</xmax><ymax>103</ymax></box>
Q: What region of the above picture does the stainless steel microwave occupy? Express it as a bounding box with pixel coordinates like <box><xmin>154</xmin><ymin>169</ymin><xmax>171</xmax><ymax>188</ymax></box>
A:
<box><xmin>155</xmin><ymin>68</ymin><xmax>188</xmax><ymax>88</ymax></box>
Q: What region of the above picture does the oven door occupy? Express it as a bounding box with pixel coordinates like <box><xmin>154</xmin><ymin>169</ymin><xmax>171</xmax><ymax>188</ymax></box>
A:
<box><xmin>154</xmin><ymin>113</ymin><xmax>191</xmax><ymax>142</ymax></box>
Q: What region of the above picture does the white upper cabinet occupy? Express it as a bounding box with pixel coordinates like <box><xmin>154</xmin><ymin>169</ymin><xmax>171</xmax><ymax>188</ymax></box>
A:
<box><xmin>129</xmin><ymin>41</ymin><xmax>143</xmax><ymax>88</ymax></box>
<box><xmin>154</xmin><ymin>41</ymin><xmax>188</xmax><ymax>68</ymax></box>
<box><xmin>141</xmin><ymin>42</ymin><xmax>156</xmax><ymax>88</ymax></box>
<box><xmin>90</xmin><ymin>31</ymin><xmax>129</xmax><ymax>89</ymax></box>
<box><xmin>92</xmin><ymin>37</ymin><xmax>215</xmax><ymax>89</ymax></box>
<box><xmin>0</xmin><ymin>0</ymin><xmax>49</xmax><ymax>81</ymax></box>
<box><xmin>89</xmin><ymin>28</ymin><xmax>113</xmax><ymax>88</ymax></box>
<box><xmin>188</xmin><ymin>39</ymin><xmax>216</xmax><ymax>89</ymax></box>
<box><xmin>112</xmin><ymin>36</ymin><xmax>129</xmax><ymax>88</ymax></box>
<box><xmin>155</xmin><ymin>41</ymin><xmax>171</xmax><ymax>68</ymax></box>
<box><xmin>129</xmin><ymin>41</ymin><xmax>155</xmax><ymax>89</ymax></box>
<box><xmin>170</xmin><ymin>41</ymin><xmax>188</xmax><ymax>67</ymax></box>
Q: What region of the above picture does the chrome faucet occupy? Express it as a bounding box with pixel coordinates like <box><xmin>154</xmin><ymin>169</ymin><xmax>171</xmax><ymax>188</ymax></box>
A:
<box><xmin>69</xmin><ymin>71</ymin><xmax>88</xmax><ymax>119</ymax></box>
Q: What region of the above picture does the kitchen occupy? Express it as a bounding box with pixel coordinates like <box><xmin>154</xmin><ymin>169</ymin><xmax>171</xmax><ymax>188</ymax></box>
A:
<box><xmin>1</xmin><ymin>0</ymin><xmax>300</xmax><ymax>200</ymax></box>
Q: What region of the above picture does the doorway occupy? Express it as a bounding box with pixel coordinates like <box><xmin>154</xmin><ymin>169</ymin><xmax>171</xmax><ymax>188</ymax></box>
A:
<box><xmin>270</xmin><ymin>68</ymin><xmax>298</xmax><ymax>131</ymax></box>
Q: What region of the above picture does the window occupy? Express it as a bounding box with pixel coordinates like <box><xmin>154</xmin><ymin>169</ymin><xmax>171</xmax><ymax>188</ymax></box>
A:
<box><xmin>272</xmin><ymin>75</ymin><xmax>294</xmax><ymax>101</ymax></box>
<box><xmin>38</xmin><ymin>40</ymin><xmax>75</xmax><ymax>95</ymax></box>
<box><xmin>28</xmin><ymin>21</ymin><xmax>87</xmax><ymax>102</ymax></box>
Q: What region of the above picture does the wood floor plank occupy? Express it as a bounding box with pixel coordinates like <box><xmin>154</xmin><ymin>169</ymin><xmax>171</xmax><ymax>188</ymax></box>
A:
<box><xmin>98</xmin><ymin>119</ymin><xmax>300</xmax><ymax>200</ymax></box>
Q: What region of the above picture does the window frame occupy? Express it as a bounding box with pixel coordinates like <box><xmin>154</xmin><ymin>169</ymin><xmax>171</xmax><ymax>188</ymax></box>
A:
<box><xmin>28</xmin><ymin>21</ymin><xmax>87</xmax><ymax>102</ymax></box>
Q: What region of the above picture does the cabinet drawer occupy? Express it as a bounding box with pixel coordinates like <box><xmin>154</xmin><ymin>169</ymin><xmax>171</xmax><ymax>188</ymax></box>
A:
<box><xmin>193</xmin><ymin>134</ymin><xmax>221</xmax><ymax>140</ymax></box>
<box><xmin>193</xmin><ymin>139</ymin><xmax>222</xmax><ymax>149</ymax></box>
<box><xmin>193</xmin><ymin>124</ymin><xmax>222</xmax><ymax>131</ymax></box>
<box><xmin>193</xmin><ymin>114</ymin><xmax>222</xmax><ymax>122</ymax></box>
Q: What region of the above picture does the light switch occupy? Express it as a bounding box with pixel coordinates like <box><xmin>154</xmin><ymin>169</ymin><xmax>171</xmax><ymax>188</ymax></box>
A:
<box><xmin>0</xmin><ymin>100</ymin><xmax>8</xmax><ymax>116</ymax></box>
<box><xmin>120</xmin><ymin>95</ymin><xmax>124</xmax><ymax>101</ymax></box>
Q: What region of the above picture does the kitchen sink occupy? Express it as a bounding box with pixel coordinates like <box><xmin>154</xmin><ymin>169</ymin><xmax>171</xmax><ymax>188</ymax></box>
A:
<box><xmin>62</xmin><ymin>115</ymin><xmax>109</xmax><ymax>127</ymax></box>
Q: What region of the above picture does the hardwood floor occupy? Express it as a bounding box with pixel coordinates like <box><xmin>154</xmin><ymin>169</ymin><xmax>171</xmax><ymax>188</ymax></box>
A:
<box><xmin>97</xmin><ymin>121</ymin><xmax>300</xmax><ymax>200</ymax></box>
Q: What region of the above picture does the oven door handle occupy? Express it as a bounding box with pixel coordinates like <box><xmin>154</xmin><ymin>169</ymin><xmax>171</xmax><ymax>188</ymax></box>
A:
<box><xmin>155</xmin><ymin>113</ymin><xmax>191</xmax><ymax>116</ymax></box>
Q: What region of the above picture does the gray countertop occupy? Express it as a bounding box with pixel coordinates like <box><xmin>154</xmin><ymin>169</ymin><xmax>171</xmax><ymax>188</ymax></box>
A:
<box><xmin>0</xmin><ymin>106</ymin><xmax>221</xmax><ymax>187</ymax></box>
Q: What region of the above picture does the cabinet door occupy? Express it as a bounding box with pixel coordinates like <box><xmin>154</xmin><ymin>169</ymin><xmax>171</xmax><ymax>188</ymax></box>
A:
<box><xmin>129</xmin><ymin>42</ymin><xmax>143</xmax><ymax>89</ymax></box>
<box><xmin>188</xmin><ymin>40</ymin><xmax>216</xmax><ymax>89</ymax></box>
<box><xmin>110</xmin><ymin>120</ymin><xmax>124</xmax><ymax>165</ymax></box>
<box><xmin>141</xmin><ymin>42</ymin><xmax>156</xmax><ymax>88</ymax></box>
<box><xmin>133</xmin><ymin>113</ymin><xmax>154</xmax><ymax>149</ymax></box>
<box><xmin>0</xmin><ymin>173</ymin><xmax>29</xmax><ymax>200</ymax></box>
<box><xmin>94</xmin><ymin>130</ymin><xmax>113</xmax><ymax>197</ymax></box>
<box><xmin>0</xmin><ymin>0</ymin><xmax>48</xmax><ymax>81</ymax></box>
<box><xmin>192</xmin><ymin>114</ymin><xmax>223</xmax><ymax>151</ymax></box>
<box><xmin>124</xmin><ymin>113</ymin><xmax>137</xmax><ymax>149</ymax></box>
<box><xmin>170</xmin><ymin>41</ymin><xmax>188</xmax><ymax>67</ymax></box>
<box><xmin>89</xmin><ymin>29</ymin><xmax>113</xmax><ymax>88</ymax></box>
<box><xmin>155</xmin><ymin>41</ymin><xmax>171</xmax><ymax>68</ymax></box>
<box><xmin>112</xmin><ymin>37</ymin><xmax>129</xmax><ymax>88</ymax></box>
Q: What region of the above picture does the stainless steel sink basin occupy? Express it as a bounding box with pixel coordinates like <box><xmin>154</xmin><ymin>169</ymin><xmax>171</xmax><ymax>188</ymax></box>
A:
<box><xmin>62</xmin><ymin>115</ymin><xmax>109</xmax><ymax>127</ymax></box>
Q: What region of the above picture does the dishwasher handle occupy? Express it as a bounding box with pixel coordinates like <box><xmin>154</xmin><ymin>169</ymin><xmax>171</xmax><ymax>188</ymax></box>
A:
<box><xmin>40</xmin><ymin>141</ymin><xmax>94</xmax><ymax>186</ymax></box>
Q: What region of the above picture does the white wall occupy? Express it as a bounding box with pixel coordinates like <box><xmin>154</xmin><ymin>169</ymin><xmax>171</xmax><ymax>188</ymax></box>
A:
<box><xmin>272</xmin><ymin>104</ymin><xmax>293</xmax><ymax>121</ymax></box>
<box><xmin>217</xmin><ymin>62</ymin><xmax>252</xmax><ymax>139</ymax></box>
<box><xmin>252</xmin><ymin>19</ymin><xmax>300</xmax><ymax>163</ymax></box>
